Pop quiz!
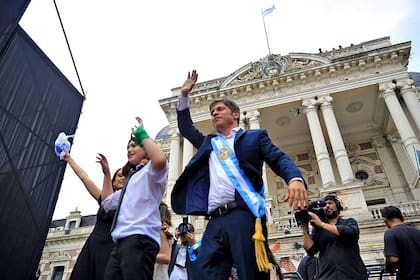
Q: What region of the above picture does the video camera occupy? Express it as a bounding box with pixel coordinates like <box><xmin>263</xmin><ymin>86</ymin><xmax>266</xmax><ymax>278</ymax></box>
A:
<box><xmin>294</xmin><ymin>200</ymin><xmax>327</xmax><ymax>226</ymax></box>
<box><xmin>178</xmin><ymin>222</ymin><xmax>191</xmax><ymax>236</ymax></box>
<box><xmin>178</xmin><ymin>216</ymin><xmax>191</xmax><ymax>236</ymax></box>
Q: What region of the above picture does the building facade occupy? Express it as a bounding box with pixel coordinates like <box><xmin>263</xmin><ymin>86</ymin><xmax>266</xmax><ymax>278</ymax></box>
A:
<box><xmin>38</xmin><ymin>209</ymin><xmax>96</xmax><ymax>280</ymax></box>
<box><xmin>40</xmin><ymin>37</ymin><xmax>420</xmax><ymax>278</ymax></box>
<box><xmin>157</xmin><ymin>37</ymin><xmax>420</xmax><ymax>271</ymax></box>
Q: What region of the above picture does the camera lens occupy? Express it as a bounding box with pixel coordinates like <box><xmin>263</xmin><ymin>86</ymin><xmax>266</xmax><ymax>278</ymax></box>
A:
<box><xmin>178</xmin><ymin>223</ymin><xmax>189</xmax><ymax>235</ymax></box>
<box><xmin>294</xmin><ymin>209</ymin><xmax>310</xmax><ymax>226</ymax></box>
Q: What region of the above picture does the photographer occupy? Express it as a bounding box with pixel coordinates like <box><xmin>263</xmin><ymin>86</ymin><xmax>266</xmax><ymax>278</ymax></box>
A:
<box><xmin>300</xmin><ymin>194</ymin><xmax>367</xmax><ymax>280</ymax></box>
<box><xmin>169</xmin><ymin>223</ymin><xmax>201</xmax><ymax>280</ymax></box>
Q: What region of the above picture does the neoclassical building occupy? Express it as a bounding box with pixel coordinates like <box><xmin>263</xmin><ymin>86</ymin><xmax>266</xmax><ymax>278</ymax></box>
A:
<box><xmin>38</xmin><ymin>209</ymin><xmax>96</xmax><ymax>280</ymax></box>
<box><xmin>40</xmin><ymin>37</ymin><xmax>420</xmax><ymax>278</ymax></box>
<box><xmin>157</xmin><ymin>36</ymin><xmax>420</xmax><ymax>270</ymax></box>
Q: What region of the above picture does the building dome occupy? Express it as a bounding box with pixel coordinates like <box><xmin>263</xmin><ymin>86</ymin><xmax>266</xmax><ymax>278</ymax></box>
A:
<box><xmin>409</xmin><ymin>72</ymin><xmax>420</xmax><ymax>87</ymax></box>
<box><xmin>155</xmin><ymin>125</ymin><xmax>170</xmax><ymax>141</ymax></box>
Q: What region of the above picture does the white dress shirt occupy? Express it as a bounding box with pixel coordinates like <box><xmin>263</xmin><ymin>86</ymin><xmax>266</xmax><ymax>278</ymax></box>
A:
<box><xmin>177</xmin><ymin>96</ymin><xmax>303</xmax><ymax>214</ymax></box>
<box><xmin>169</xmin><ymin>245</ymin><xmax>188</xmax><ymax>280</ymax></box>
<box><xmin>102</xmin><ymin>161</ymin><xmax>168</xmax><ymax>245</ymax></box>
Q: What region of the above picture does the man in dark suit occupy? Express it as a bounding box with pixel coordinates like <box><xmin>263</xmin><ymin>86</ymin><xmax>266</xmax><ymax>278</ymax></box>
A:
<box><xmin>171</xmin><ymin>70</ymin><xmax>308</xmax><ymax>280</ymax></box>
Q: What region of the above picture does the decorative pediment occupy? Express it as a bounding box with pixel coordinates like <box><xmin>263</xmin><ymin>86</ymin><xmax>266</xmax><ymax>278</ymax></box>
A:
<box><xmin>49</xmin><ymin>251</ymin><xmax>71</xmax><ymax>262</ymax></box>
<box><xmin>220</xmin><ymin>53</ymin><xmax>331</xmax><ymax>88</ymax></box>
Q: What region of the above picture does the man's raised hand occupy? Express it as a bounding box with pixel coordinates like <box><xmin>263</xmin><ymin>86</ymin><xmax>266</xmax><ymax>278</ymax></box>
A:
<box><xmin>181</xmin><ymin>70</ymin><xmax>198</xmax><ymax>97</ymax></box>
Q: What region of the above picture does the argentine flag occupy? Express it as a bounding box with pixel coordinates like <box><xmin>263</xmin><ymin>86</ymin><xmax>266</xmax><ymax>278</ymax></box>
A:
<box><xmin>262</xmin><ymin>5</ymin><xmax>276</xmax><ymax>17</ymax></box>
<box><xmin>416</xmin><ymin>149</ymin><xmax>420</xmax><ymax>172</ymax></box>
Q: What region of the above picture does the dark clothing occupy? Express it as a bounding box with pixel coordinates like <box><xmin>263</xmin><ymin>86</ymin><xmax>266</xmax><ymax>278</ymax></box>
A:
<box><xmin>297</xmin><ymin>255</ymin><xmax>318</xmax><ymax>280</ymax></box>
<box><xmin>384</xmin><ymin>224</ymin><xmax>420</xmax><ymax>280</ymax></box>
<box><xmin>172</xmin><ymin>108</ymin><xmax>304</xmax><ymax>279</ymax></box>
<box><xmin>171</xmin><ymin>109</ymin><xmax>305</xmax><ymax>216</ymax></box>
<box><xmin>307</xmin><ymin>217</ymin><xmax>367</xmax><ymax>280</ymax></box>
<box><xmin>104</xmin><ymin>234</ymin><xmax>159</xmax><ymax>280</ymax></box>
<box><xmin>70</xmin><ymin>207</ymin><xmax>115</xmax><ymax>280</ymax></box>
<box><xmin>168</xmin><ymin>240</ymin><xmax>200</xmax><ymax>280</ymax></box>
<box><xmin>193</xmin><ymin>208</ymin><xmax>269</xmax><ymax>280</ymax></box>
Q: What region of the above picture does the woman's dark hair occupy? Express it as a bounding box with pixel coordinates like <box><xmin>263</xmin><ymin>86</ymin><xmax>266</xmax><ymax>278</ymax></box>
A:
<box><xmin>159</xmin><ymin>202</ymin><xmax>172</xmax><ymax>227</ymax></box>
<box><xmin>122</xmin><ymin>161</ymin><xmax>135</xmax><ymax>177</ymax></box>
<box><xmin>111</xmin><ymin>168</ymin><xmax>123</xmax><ymax>192</ymax></box>
<box><xmin>111</xmin><ymin>162</ymin><xmax>134</xmax><ymax>192</ymax></box>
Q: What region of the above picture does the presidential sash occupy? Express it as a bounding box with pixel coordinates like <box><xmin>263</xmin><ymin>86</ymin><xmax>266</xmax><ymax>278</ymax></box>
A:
<box><xmin>211</xmin><ymin>136</ymin><xmax>265</xmax><ymax>218</ymax></box>
<box><xmin>211</xmin><ymin>136</ymin><xmax>271</xmax><ymax>272</ymax></box>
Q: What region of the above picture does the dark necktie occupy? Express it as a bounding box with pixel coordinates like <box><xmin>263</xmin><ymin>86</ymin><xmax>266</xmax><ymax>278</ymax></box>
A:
<box><xmin>110</xmin><ymin>164</ymin><xmax>144</xmax><ymax>232</ymax></box>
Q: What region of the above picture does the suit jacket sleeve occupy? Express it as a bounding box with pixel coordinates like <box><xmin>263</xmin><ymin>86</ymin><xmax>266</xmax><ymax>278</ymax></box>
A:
<box><xmin>258</xmin><ymin>129</ymin><xmax>305</xmax><ymax>184</ymax></box>
<box><xmin>177</xmin><ymin>108</ymin><xmax>205</xmax><ymax>149</ymax></box>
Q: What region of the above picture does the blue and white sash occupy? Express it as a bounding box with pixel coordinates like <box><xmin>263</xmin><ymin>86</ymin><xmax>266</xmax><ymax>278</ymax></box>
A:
<box><xmin>211</xmin><ymin>136</ymin><xmax>265</xmax><ymax>218</ymax></box>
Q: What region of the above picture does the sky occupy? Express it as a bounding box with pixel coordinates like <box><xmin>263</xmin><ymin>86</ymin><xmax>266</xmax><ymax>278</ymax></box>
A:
<box><xmin>19</xmin><ymin>0</ymin><xmax>420</xmax><ymax>219</ymax></box>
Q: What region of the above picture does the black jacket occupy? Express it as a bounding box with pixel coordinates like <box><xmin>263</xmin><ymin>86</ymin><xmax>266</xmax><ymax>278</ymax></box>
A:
<box><xmin>168</xmin><ymin>239</ymin><xmax>200</xmax><ymax>280</ymax></box>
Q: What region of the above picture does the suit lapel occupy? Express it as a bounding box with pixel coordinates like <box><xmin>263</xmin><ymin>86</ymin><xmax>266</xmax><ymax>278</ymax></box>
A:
<box><xmin>184</xmin><ymin>134</ymin><xmax>217</xmax><ymax>169</ymax></box>
<box><xmin>234</xmin><ymin>128</ymin><xmax>245</xmax><ymax>144</ymax></box>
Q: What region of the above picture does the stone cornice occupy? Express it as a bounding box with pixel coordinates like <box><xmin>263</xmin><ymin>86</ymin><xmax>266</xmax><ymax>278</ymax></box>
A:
<box><xmin>45</xmin><ymin>226</ymin><xmax>93</xmax><ymax>246</ymax></box>
<box><xmin>159</xmin><ymin>40</ymin><xmax>411</xmax><ymax>122</ymax></box>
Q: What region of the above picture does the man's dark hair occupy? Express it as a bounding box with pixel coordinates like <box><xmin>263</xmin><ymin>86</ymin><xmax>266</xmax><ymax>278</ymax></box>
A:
<box><xmin>322</xmin><ymin>193</ymin><xmax>343</xmax><ymax>212</ymax></box>
<box><xmin>209</xmin><ymin>98</ymin><xmax>240</xmax><ymax>125</ymax></box>
<box><xmin>380</xmin><ymin>206</ymin><xmax>404</xmax><ymax>221</ymax></box>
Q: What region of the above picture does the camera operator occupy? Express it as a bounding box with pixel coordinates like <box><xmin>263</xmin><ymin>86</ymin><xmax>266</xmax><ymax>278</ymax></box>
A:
<box><xmin>300</xmin><ymin>194</ymin><xmax>367</xmax><ymax>280</ymax></box>
<box><xmin>169</xmin><ymin>223</ymin><xmax>201</xmax><ymax>280</ymax></box>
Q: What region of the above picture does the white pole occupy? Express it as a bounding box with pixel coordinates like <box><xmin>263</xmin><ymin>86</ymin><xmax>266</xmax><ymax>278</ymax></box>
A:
<box><xmin>261</xmin><ymin>12</ymin><xmax>271</xmax><ymax>55</ymax></box>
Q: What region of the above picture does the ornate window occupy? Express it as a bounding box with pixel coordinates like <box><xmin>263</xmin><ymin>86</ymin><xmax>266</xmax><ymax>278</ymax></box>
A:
<box><xmin>355</xmin><ymin>170</ymin><xmax>369</xmax><ymax>181</ymax></box>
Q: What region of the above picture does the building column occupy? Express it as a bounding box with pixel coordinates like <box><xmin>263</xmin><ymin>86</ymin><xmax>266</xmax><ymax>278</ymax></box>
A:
<box><xmin>239</xmin><ymin>112</ymin><xmax>248</xmax><ymax>130</ymax></box>
<box><xmin>379</xmin><ymin>82</ymin><xmax>419</xmax><ymax>171</ymax></box>
<box><xmin>248</xmin><ymin>109</ymin><xmax>275</xmax><ymax>230</ymax></box>
<box><xmin>398</xmin><ymin>78</ymin><xmax>420</xmax><ymax>133</ymax></box>
<box><xmin>248</xmin><ymin>110</ymin><xmax>268</xmax><ymax>194</ymax></box>
<box><xmin>388</xmin><ymin>133</ymin><xmax>420</xmax><ymax>194</ymax></box>
<box><xmin>182</xmin><ymin>138</ymin><xmax>194</xmax><ymax>170</ymax></box>
<box><xmin>302</xmin><ymin>98</ymin><xmax>336</xmax><ymax>188</ymax></box>
<box><xmin>166</xmin><ymin>128</ymin><xmax>181</xmax><ymax>207</ymax></box>
<box><xmin>319</xmin><ymin>96</ymin><xmax>354</xmax><ymax>185</ymax></box>
<box><xmin>248</xmin><ymin>109</ymin><xmax>261</xmax><ymax>130</ymax></box>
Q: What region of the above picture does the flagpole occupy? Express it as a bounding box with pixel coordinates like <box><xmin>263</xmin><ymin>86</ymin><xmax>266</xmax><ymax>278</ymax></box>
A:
<box><xmin>261</xmin><ymin>11</ymin><xmax>271</xmax><ymax>55</ymax></box>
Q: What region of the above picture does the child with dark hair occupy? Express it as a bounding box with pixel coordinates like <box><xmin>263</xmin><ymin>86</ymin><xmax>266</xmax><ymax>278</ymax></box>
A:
<box><xmin>101</xmin><ymin>116</ymin><xmax>168</xmax><ymax>279</ymax></box>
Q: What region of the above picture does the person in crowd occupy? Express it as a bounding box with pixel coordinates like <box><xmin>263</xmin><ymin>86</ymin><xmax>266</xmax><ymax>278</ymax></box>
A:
<box><xmin>381</xmin><ymin>205</ymin><xmax>420</xmax><ymax>279</ymax></box>
<box><xmin>101</xmin><ymin>116</ymin><xmax>168</xmax><ymax>279</ymax></box>
<box><xmin>171</xmin><ymin>70</ymin><xmax>307</xmax><ymax>280</ymax></box>
<box><xmin>63</xmin><ymin>151</ymin><xmax>127</xmax><ymax>280</ymax></box>
<box><xmin>267</xmin><ymin>248</ymin><xmax>283</xmax><ymax>280</ymax></box>
<box><xmin>302</xmin><ymin>194</ymin><xmax>367</xmax><ymax>280</ymax></box>
<box><xmin>154</xmin><ymin>202</ymin><xmax>173</xmax><ymax>280</ymax></box>
<box><xmin>168</xmin><ymin>222</ymin><xmax>201</xmax><ymax>280</ymax></box>
<box><xmin>297</xmin><ymin>254</ymin><xmax>318</xmax><ymax>280</ymax></box>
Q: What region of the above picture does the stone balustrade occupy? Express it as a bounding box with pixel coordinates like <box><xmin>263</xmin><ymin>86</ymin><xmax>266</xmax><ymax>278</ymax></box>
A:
<box><xmin>368</xmin><ymin>201</ymin><xmax>420</xmax><ymax>220</ymax></box>
<box><xmin>272</xmin><ymin>200</ymin><xmax>420</xmax><ymax>235</ymax></box>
